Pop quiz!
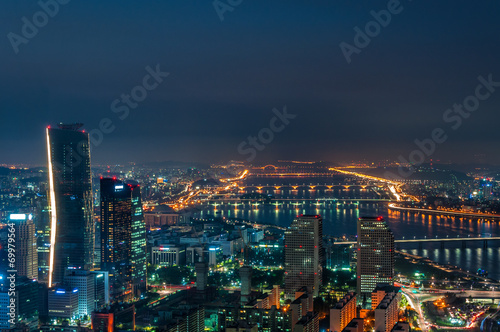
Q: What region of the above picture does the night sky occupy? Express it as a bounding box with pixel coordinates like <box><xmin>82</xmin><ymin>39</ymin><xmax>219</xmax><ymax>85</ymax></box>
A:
<box><xmin>1</xmin><ymin>1</ymin><xmax>500</xmax><ymax>165</ymax></box>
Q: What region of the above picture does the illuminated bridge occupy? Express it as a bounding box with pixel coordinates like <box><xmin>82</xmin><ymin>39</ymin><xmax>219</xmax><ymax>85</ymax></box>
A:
<box><xmin>389</xmin><ymin>204</ymin><xmax>500</xmax><ymax>220</ymax></box>
<box><xmin>334</xmin><ymin>236</ymin><xmax>500</xmax><ymax>248</ymax></box>
<box><xmin>235</xmin><ymin>184</ymin><xmax>382</xmax><ymax>191</ymax></box>
<box><xmin>204</xmin><ymin>198</ymin><xmax>395</xmax><ymax>207</ymax></box>
<box><xmin>250</xmin><ymin>172</ymin><xmax>340</xmax><ymax>177</ymax></box>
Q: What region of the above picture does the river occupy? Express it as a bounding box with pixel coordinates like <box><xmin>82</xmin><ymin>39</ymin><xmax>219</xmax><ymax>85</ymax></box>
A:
<box><xmin>193</xmin><ymin>183</ymin><xmax>500</xmax><ymax>279</ymax></box>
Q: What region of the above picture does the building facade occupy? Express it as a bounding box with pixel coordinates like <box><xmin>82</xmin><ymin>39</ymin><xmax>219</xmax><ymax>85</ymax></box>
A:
<box><xmin>0</xmin><ymin>292</ymin><xmax>11</xmax><ymax>329</ymax></box>
<box><xmin>48</xmin><ymin>287</ymin><xmax>80</xmax><ymax>319</ymax></box>
<box><xmin>64</xmin><ymin>270</ymin><xmax>96</xmax><ymax>317</ymax></box>
<box><xmin>46</xmin><ymin>124</ymin><xmax>94</xmax><ymax>286</ymax></box>
<box><xmin>374</xmin><ymin>290</ymin><xmax>400</xmax><ymax>332</ymax></box>
<box><xmin>151</xmin><ymin>245</ymin><xmax>186</xmax><ymax>266</ymax></box>
<box><xmin>330</xmin><ymin>292</ymin><xmax>357</xmax><ymax>332</ymax></box>
<box><xmin>15</xmin><ymin>277</ymin><xmax>39</xmax><ymax>328</ymax></box>
<box><xmin>100</xmin><ymin>178</ymin><xmax>147</xmax><ymax>299</ymax></box>
<box><xmin>90</xmin><ymin>271</ymin><xmax>110</xmax><ymax>310</ymax></box>
<box><xmin>284</xmin><ymin>215</ymin><xmax>323</xmax><ymax>297</ymax></box>
<box><xmin>356</xmin><ymin>217</ymin><xmax>394</xmax><ymax>303</ymax></box>
<box><xmin>10</xmin><ymin>213</ymin><xmax>38</xmax><ymax>279</ymax></box>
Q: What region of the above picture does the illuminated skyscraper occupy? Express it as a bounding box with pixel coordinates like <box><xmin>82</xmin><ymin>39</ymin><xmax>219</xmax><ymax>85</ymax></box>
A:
<box><xmin>9</xmin><ymin>213</ymin><xmax>38</xmax><ymax>280</ymax></box>
<box><xmin>356</xmin><ymin>217</ymin><xmax>394</xmax><ymax>304</ymax></box>
<box><xmin>46</xmin><ymin>123</ymin><xmax>94</xmax><ymax>286</ymax></box>
<box><xmin>100</xmin><ymin>178</ymin><xmax>146</xmax><ymax>299</ymax></box>
<box><xmin>284</xmin><ymin>215</ymin><xmax>323</xmax><ymax>297</ymax></box>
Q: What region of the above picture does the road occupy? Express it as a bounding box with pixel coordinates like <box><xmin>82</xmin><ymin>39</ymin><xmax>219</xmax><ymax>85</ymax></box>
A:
<box><xmin>397</xmin><ymin>283</ymin><xmax>432</xmax><ymax>332</ymax></box>
<box><xmin>329</xmin><ymin>167</ymin><xmax>420</xmax><ymax>201</ymax></box>
<box><xmin>398</xmin><ymin>284</ymin><xmax>498</xmax><ymax>331</ymax></box>
<box><xmin>481</xmin><ymin>307</ymin><xmax>500</xmax><ymax>332</ymax></box>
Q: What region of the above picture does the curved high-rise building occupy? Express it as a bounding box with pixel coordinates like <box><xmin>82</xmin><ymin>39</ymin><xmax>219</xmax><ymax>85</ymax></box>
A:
<box><xmin>46</xmin><ymin>123</ymin><xmax>94</xmax><ymax>286</ymax></box>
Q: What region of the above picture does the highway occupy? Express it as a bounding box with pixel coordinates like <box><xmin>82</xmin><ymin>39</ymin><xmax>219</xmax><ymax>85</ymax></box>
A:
<box><xmin>329</xmin><ymin>167</ymin><xmax>420</xmax><ymax>202</ymax></box>
<box><xmin>398</xmin><ymin>286</ymin><xmax>497</xmax><ymax>332</ymax></box>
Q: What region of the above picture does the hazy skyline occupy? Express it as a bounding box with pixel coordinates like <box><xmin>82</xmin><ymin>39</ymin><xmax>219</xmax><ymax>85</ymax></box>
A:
<box><xmin>2</xmin><ymin>1</ymin><xmax>500</xmax><ymax>165</ymax></box>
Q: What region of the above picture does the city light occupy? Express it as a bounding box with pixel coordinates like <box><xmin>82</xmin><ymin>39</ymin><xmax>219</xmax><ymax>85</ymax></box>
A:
<box><xmin>46</xmin><ymin>127</ymin><xmax>58</xmax><ymax>288</ymax></box>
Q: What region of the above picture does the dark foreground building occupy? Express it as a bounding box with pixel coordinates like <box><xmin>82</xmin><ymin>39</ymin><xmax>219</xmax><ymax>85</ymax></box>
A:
<box><xmin>100</xmin><ymin>178</ymin><xmax>147</xmax><ymax>299</ymax></box>
<box><xmin>46</xmin><ymin>123</ymin><xmax>94</xmax><ymax>286</ymax></box>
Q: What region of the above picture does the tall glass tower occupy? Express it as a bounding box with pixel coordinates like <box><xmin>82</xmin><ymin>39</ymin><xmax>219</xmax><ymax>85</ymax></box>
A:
<box><xmin>100</xmin><ymin>178</ymin><xmax>146</xmax><ymax>299</ymax></box>
<box><xmin>46</xmin><ymin>123</ymin><xmax>94</xmax><ymax>286</ymax></box>
<box><xmin>356</xmin><ymin>217</ymin><xmax>394</xmax><ymax>304</ymax></box>
<box><xmin>284</xmin><ymin>214</ymin><xmax>323</xmax><ymax>298</ymax></box>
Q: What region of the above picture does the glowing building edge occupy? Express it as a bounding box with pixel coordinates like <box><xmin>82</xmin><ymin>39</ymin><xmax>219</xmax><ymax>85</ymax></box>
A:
<box><xmin>46</xmin><ymin>128</ymin><xmax>58</xmax><ymax>287</ymax></box>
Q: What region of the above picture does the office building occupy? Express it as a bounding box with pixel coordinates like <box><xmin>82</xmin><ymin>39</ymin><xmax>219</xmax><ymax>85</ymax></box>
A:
<box><xmin>195</xmin><ymin>261</ymin><xmax>208</xmax><ymax>292</ymax></box>
<box><xmin>240</xmin><ymin>266</ymin><xmax>252</xmax><ymax>304</ymax></box>
<box><xmin>10</xmin><ymin>213</ymin><xmax>38</xmax><ymax>279</ymax></box>
<box><xmin>48</xmin><ymin>287</ymin><xmax>79</xmax><ymax>319</ymax></box>
<box><xmin>46</xmin><ymin>124</ymin><xmax>94</xmax><ymax>286</ymax></box>
<box><xmin>357</xmin><ymin>217</ymin><xmax>394</xmax><ymax>303</ymax></box>
<box><xmin>144</xmin><ymin>209</ymin><xmax>179</xmax><ymax>229</ymax></box>
<box><xmin>330</xmin><ymin>292</ymin><xmax>357</xmax><ymax>332</ymax></box>
<box><xmin>325</xmin><ymin>237</ymin><xmax>353</xmax><ymax>271</ymax></box>
<box><xmin>151</xmin><ymin>245</ymin><xmax>186</xmax><ymax>266</ymax></box>
<box><xmin>374</xmin><ymin>290</ymin><xmax>400</xmax><ymax>332</ymax></box>
<box><xmin>90</xmin><ymin>271</ymin><xmax>110</xmax><ymax>310</ymax></box>
<box><xmin>186</xmin><ymin>246</ymin><xmax>222</xmax><ymax>267</ymax></box>
<box><xmin>15</xmin><ymin>277</ymin><xmax>39</xmax><ymax>328</ymax></box>
<box><xmin>100</xmin><ymin>178</ymin><xmax>147</xmax><ymax>298</ymax></box>
<box><xmin>38</xmin><ymin>282</ymin><xmax>49</xmax><ymax>317</ymax></box>
<box><xmin>284</xmin><ymin>215</ymin><xmax>323</xmax><ymax>297</ymax></box>
<box><xmin>482</xmin><ymin>183</ymin><xmax>493</xmax><ymax>199</ymax></box>
<box><xmin>64</xmin><ymin>270</ymin><xmax>95</xmax><ymax>317</ymax></box>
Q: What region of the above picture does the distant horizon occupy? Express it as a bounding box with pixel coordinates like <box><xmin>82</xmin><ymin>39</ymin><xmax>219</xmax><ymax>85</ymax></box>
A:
<box><xmin>3</xmin><ymin>159</ymin><xmax>500</xmax><ymax>170</ymax></box>
<box><xmin>2</xmin><ymin>2</ymin><xmax>500</xmax><ymax>166</ymax></box>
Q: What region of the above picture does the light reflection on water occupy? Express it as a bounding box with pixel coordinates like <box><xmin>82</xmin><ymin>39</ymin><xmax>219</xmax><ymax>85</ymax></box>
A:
<box><xmin>194</xmin><ymin>201</ymin><xmax>500</xmax><ymax>279</ymax></box>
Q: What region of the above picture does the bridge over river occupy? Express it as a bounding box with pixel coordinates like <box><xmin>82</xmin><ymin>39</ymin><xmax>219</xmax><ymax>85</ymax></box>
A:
<box><xmin>334</xmin><ymin>236</ymin><xmax>500</xmax><ymax>248</ymax></box>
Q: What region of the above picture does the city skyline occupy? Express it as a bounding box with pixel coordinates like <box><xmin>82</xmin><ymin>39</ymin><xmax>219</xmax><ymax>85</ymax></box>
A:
<box><xmin>2</xmin><ymin>2</ymin><xmax>500</xmax><ymax>331</ymax></box>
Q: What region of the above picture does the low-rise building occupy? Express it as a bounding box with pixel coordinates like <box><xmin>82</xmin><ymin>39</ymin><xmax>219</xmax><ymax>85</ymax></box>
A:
<box><xmin>151</xmin><ymin>245</ymin><xmax>186</xmax><ymax>266</ymax></box>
